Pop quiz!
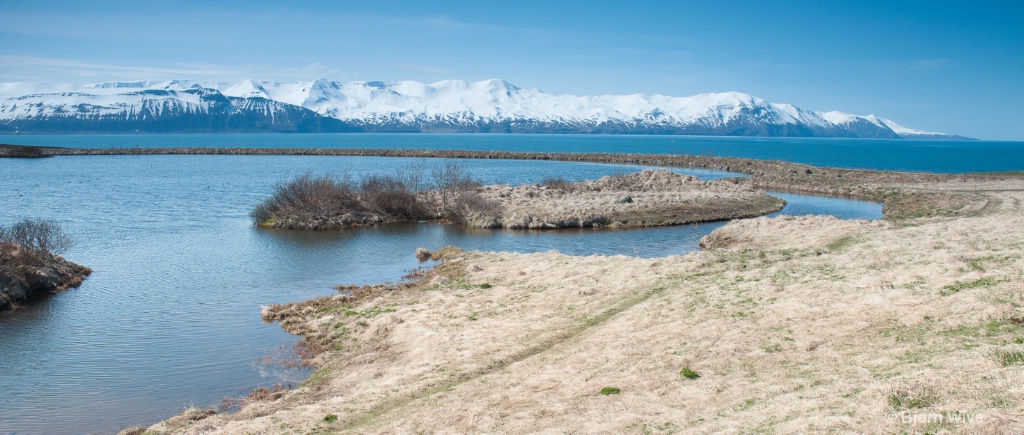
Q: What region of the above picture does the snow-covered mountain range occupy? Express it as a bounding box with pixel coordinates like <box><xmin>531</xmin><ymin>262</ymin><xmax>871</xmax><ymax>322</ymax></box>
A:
<box><xmin>0</xmin><ymin>79</ymin><xmax>966</xmax><ymax>138</ymax></box>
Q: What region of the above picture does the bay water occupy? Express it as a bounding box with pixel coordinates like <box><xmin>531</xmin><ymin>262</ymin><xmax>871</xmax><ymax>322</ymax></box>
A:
<box><xmin>0</xmin><ymin>134</ymin><xmax>945</xmax><ymax>434</ymax></box>
<box><xmin>2</xmin><ymin>133</ymin><xmax>1021</xmax><ymax>173</ymax></box>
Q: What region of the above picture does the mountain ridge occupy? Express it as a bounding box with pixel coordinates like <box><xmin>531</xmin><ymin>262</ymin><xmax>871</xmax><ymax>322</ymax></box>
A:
<box><xmin>0</xmin><ymin>79</ymin><xmax>970</xmax><ymax>139</ymax></box>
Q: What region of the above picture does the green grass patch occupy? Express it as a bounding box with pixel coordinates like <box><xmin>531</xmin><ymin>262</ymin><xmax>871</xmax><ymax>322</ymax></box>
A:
<box><xmin>600</xmin><ymin>387</ymin><xmax>621</xmax><ymax>395</ymax></box>
<box><xmin>345</xmin><ymin>306</ymin><xmax>396</xmax><ymax>318</ymax></box>
<box><xmin>301</xmin><ymin>367</ymin><xmax>332</xmax><ymax>389</ymax></box>
<box><xmin>825</xmin><ymin>235</ymin><xmax>857</xmax><ymax>253</ymax></box>
<box><xmin>996</xmin><ymin>349</ymin><xmax>1024</xmax><ymax>366</ymax></box>
<box><xmin>680</xmin><ymin>367</ymin><xmax>700</xmax><ymax>380</ymax></box>
<box><xmin>888</xmin><ymin>384</ymin><xmax>938</xmax><ymax>409</ymax></box>
<box><xmin>941</xmin><ymin>277</ymin><xmax>1009</xmax><ymax>296</ymax></box>
<box><xmin>323</xmin><ymin>414</ymin><xmax>338</xmax><ymax>423</ymax></box>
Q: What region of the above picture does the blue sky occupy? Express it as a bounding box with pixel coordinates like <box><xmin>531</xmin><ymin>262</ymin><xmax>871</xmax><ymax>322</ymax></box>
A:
<box><xmin>1</xmin><ymin>0</ymin><xmax>1021</xmax><ymax>139</ymax></box>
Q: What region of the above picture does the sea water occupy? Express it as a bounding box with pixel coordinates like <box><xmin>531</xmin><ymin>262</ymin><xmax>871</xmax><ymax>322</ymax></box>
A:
<box><xmin>0</xmin><ymin>136</ymin><xmax>911</xmax><ymax>433</ymax></box>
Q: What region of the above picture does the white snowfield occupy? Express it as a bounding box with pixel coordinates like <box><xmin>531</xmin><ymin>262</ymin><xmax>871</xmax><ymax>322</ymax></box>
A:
<box><xmin>0</xmin><ymin>79</ymin><xmax>955</xmax><ymax>137</ymax></box>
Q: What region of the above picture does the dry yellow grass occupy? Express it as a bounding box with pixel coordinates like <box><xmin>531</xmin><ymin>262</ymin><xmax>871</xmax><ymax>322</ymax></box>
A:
<box><xmin>472</xmin><ymin>169</ymin><xmax>785</xmax><ymax>229</ymax></box>
<box><xmin>137</xmin><ymin>177</ymin><xmax>1024</xmax><ymax>435</ymax></box>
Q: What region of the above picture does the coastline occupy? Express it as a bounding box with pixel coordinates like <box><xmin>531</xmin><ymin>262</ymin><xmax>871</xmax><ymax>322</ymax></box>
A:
<box><xmin>2</xmin><ymin>144</ymin><xmax>992</xmax><ymax>220</ymax></box>
<box><xmin>107</xmin><ymin>149</ymin><xmax>1024</xmax><ymax>433</ymax></box>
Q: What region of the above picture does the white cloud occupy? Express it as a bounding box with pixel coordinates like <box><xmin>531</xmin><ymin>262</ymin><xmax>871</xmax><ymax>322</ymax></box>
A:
<box><xmin>0</xmin><ymin>56</ymin><xmax>343</xmax><ymax>83</ymax></box>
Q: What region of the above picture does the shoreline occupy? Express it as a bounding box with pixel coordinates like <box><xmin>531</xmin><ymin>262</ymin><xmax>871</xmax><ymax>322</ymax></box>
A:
<box><xmin>8</xmin><ymin>143</ymin><xmax>1021</xmax><ymax>432</ymax></box>
<box><xmin>115</xmin><ymin>149</ymin><xmax>1024</xmax><ymax>433</ymax></box>
<box><xmin>3</xmin><ymin>143</ymin><xmax>997</xmax><ymax>220</ymax></box>
<box><xmin>132</xmin><ymin>168</ymin><xmax>1024</xmax><ymax>432</ymax></box>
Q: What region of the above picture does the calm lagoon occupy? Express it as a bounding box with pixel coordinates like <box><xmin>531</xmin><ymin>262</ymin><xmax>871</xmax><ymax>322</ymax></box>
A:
<box><xmin>0</xmin><ymin>135</ymin><xmax>900</xmax><ymax>433</ymax></box>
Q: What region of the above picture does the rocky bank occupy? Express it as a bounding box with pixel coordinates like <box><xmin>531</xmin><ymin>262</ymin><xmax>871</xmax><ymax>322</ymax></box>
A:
<box><xmin>0</xmin><ymin>245</ymin><xmax>91</xmax><ymax>312</ymax></box>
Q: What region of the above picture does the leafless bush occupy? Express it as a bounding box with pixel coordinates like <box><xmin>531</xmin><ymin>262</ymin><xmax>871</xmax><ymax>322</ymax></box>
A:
<box><xmin>0</xmin><ymin>219</ymin><xmax>72</xmax><ymax>256</ymax></box>
<box><xmin>252</xmin><ymin>161</ymin><xmax>485</xmax><ymax>227</ymax></box>
<box><xmin>359</xmin><ymin>174</ymin><xmax>427</xmax><ymax>219</ymax></box>
<box><xmin>399</xmin><ymin>160</ymin><xmax>428</xmax><ymax>194</ymax></box>
<box><xmin>218</xmin><ymin>383</ymin><xmax>293</xmax><ymax>413</ymax></box>
<box><xmin>431</xmin><ymin>159</ymin><xmax>481</xmax><ymax>209</ymax></box>
<box><xmin>250</xmin><ymin>173</ymin><xmax>361</xmax><ymax>224</ymax></box>
<box><xmin>541</xmin><ymin>177</ymin><xmax>575</xmax><ymax>191</ymax></box>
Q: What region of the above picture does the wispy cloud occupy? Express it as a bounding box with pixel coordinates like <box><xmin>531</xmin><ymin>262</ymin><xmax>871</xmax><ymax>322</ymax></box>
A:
<box><xmin>0</xmin><ymin>56</ymin><xmax>344</xmax><ymax>83</ymax></box>
<box><xmin>0</xmin><ymin>56</ymin><xmax>245</xmax><ymax>80</ymax></box>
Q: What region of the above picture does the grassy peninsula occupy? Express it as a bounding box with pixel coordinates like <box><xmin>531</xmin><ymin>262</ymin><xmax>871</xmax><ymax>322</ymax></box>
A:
<box><xmin>120</xmin><ymin>151</ymin><xmax>1024</xmax><ymax>434</ymax></box>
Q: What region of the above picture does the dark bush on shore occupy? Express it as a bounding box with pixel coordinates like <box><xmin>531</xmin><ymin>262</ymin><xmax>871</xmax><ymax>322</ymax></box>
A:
<box><xmin>541</xmin><ymin>177</ymin><xmax>575</xmax><ymax>191</ymax></box>
<box><xmin>252</xmin><ymin>160</ymin><xmax>488</xmax><ymax>229</ymax></box>
<box><xmin>1</xmin><ymin>219</ymin><xmax>90</xmax><ymax>312</ymax></box>
<box><xmin>0</xmin><ymin>219</ymin><xmax>72</xmax><ymax>257</ymax></box>
<box><xmin>359</xmin><ymin>174</ymin><xmax>428</xmax><ymax>219</ymax></box>
<box><xmin>432</xmin><ymin>159</ymin><xmax>482</xmax><ymax>209</ymax></box>
<box><xmin>250</xmin><ymin>173</ymin><xmax>362</xmax><ymax>225</ymax></box>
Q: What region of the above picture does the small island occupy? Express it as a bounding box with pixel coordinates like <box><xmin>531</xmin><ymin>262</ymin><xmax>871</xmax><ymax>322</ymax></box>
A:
<box><xmin>251</xmin><ymin>163</ymin><xmax>785</xmax><ymax>231</ymax></box>
<box><xmin>0</xmin><ymin>220</ymin><xmax>91</xmax><ymax>313</ymax></box>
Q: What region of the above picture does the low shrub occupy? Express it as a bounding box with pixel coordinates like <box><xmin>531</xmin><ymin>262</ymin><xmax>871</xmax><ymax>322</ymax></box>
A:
<box><xmin>359</xmin><ymin>174</ymin><xmax>428</xmax><ymax>219</ymax></box>
<box><xmin>0</xmin><ymin>219</ymin><xmax>72</xmax><ymax>257</ymax></box>
<box><xmin>251</xmin><ymin>173</ymin><xmax>361</xmax><ymax>225</ymax></box>
<box><xmin>252</xmin><ymin>161</ymin><xmax>495</xmax><ymax>229</ymax></box>
<box><xmin>541</xmin><ymin>177</ymin><xmax>574</xmax><ymax>191</ymax></box>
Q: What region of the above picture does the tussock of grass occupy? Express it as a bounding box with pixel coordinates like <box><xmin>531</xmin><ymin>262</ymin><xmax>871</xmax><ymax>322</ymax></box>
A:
<box><xmin>996</xmin><ymin>349</ymin><xmax>1024</xmax><ymax>366</ymax></box>
<box><xmin>888</xmin><ymin>383</ymin><xmax>938</xmax><ymax>409</ymax></box>
<box><xmin>680</xmin><ymin>367</ymin><xmax>700</xmax><ymax>380</ymax></box>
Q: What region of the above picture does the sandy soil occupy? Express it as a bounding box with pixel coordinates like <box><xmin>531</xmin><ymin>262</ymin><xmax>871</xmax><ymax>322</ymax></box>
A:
<box><xmin>128</xmin><ymin>170</ymin><xmax>1024</xmax><ymax>434</ymax></box>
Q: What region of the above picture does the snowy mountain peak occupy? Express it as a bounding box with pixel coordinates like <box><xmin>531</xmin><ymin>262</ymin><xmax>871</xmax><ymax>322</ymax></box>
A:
<box><xmin>85</xmin><ymin>81</ymin><xmax>151</xmax><ymax>89</ymax></box>
<box><xmin>0</xmin><ymin>78</ymin><xmax>966</xmax><ymax>138</ymax></box>
<box><xmin>223</xmin><ymin>79</ymin><xmax>271</xmax><ymax>99</ymax></box>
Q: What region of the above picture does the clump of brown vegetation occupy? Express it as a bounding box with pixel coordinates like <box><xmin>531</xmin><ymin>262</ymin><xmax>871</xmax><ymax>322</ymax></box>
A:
<box><xmin>218</xmin><ymin>383</ymin><xmax>294</xmax><ymax>413</ymax></box>
<box><xmin>252</xmin><ymin>160</ymin><xmax>487</xmax><ymax>230</ymax></box>
<box><xmin>1</xmin><ymin>219</ymin><xmax>90</xmax><ymax>312</ymax></box>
